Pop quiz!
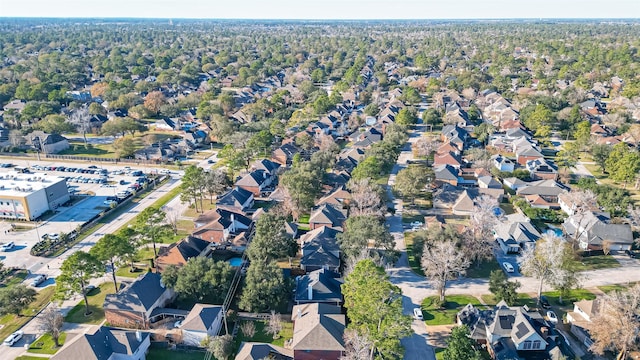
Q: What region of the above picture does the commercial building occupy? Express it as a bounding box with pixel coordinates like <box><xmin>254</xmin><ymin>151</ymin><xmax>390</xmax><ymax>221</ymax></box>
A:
<box><xmin>0</xmin><ymin>172</ymin><xmax>69</xmax><ymax>220</ymax></box>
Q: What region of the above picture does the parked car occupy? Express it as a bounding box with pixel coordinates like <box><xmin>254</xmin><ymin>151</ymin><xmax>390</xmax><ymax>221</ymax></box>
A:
<box><xmin>207</xmin><ymin>159</ymin><xmax>215</xmax><ymax>164</ymax></box>
<box><xmin>413</xmin><ymin>308</ymin><xmax>424</xmax><ymax>320</ymax></box>
<box><xmin>539</xmin><ymin>295</ymin><xmax>551</xmax><ymax>309</ymax></box>
<box><xmin>84</xmin><ymin>284</ymin><xmax>96</xmax><ymax>294</ymax></box>
<box><xmin>30</xmin><ymin>274</ymin><xmax>47</xmax><ymax>287</ymax></box>
<box><xmin>502</xmin><ymin>262</ymin><xmax>514</xmax><ymax>273</ymax></box>
<box><xmin>3</xmin><ymin>330</ymin><xmax>23</xmax><ymax>346</ymax></box>
<box><xmin>0</xmin><ymin>242</ymin><xmax>15</xmax><ymax>251</ymax></box>
<box><xmin>546</xmin><ymin>310</ymin><xmax>558</xmax><ymax>324</ymax></box>
<box><xmin>48</xmin><ymin>233</ymin><xmax>59</xmax><ymax>240</ymax></box>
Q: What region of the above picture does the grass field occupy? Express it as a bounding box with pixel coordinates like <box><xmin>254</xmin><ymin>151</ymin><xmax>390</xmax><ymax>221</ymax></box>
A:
<box><xmin>64</xmin><ymin>282</ymin><xmax>115</xmax><ymax>324</ymax></box>
<box><xmin>466</xmin><ymin>259</ymin><xmax>502</xmax><ymax>279</ymax></box>
<box><xmin>480</xmin><ymin>293</ymin><xmax>536</xmax><ymax>308</ymax></box>
<box><xmin>28</xmin><ymin>332</ymin><xmax>67</xmax><ymax>354</ymax></box>
<box><xmin>404</xmin><ymin>232</ymin><xmax>425</xmax><ymax>276</ymax></box>
<box><xmin>421</xmin><ymin>295</ymin><xmax>481</xmax><ymax>325</ymax></box>
<box><xmin>598</xmin><ymin>283</ymin><xmax>638</xmax><ymax>293</ymax></box>
<box><xmin>575</xmin><ymin>255</ymin><xmax>620</xmax><ymax>271</ymax></box>
<box><xmin>235</xmin><ymin>319</ymin><xmax>294</xmax><ymax>348</ymax></box>
<box><xmin>0</xmin><ymin>287</ymin><xmax>55</xmax><ymax>340</ymax></box>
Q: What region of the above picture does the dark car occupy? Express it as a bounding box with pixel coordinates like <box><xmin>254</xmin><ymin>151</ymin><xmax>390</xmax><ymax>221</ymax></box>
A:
<box><xmin>539</xmin><ymin>295</ymin><xmax>551</xmax><ymax>309</ymax></box>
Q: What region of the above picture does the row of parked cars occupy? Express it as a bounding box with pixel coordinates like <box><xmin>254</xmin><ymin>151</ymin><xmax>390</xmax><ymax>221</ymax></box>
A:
<box><xmin>31</xmin><ymin>164</ymin><xmax>108</xmax><ymax>175</ymax></box>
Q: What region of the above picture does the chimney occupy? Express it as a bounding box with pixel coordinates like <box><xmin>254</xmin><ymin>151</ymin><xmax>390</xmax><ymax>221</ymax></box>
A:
<box><xmin>308</xmin><ymin>284</ymin><xmax>313</xmax><ymax>300</ymax></box>
<box><xmin>135</xmin><ymin>331</ymin><xmax>142</xmax><ymax>342</ymax></box>
<box><xmin>297</xmin><ymin>308</ymin><xmax>302</xmax><ymax>319</ymax></box>
<box><xmin>540</xmin><ymin>327</ymin><xmax>549</xmax><ymax>339</ymax></box>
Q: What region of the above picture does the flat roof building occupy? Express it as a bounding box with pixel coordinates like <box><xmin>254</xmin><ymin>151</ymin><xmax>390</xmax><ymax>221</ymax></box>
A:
<box><xmin>0</xmin><ymin>172</ymin><xmax>69</xmax><ymax>220</ymax></box>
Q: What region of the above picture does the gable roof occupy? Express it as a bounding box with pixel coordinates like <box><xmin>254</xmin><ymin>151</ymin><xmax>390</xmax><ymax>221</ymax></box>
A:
<box><xmin>251</xmin><ymin>159</ymin><xmax>280</xmax><ymax>175</ymax></box>
<box><xmin>295</xmin><ymin>268</ymin><xmax>343</xmax><ymax>304</ymax></box>
<box><xmin>290</xmin><ymin>303</ymin><xmax>345</xmax><ymax>352</ymax></box>
<box><xmin>103</xmin><ymin>272</ymin><xmax>167</xmax><ymax>313</ymax></box>
<box><xmin>180</xmin><ymin>303</ymin><xmax>223</xmax><ymax>332</ymax></box>
<box><xmin>236</xmin><ymin>170</ymin><xmax>270</xmax><ymax>188</ymax></box>
<box><xmin>316</xmin><ymin>185</ymin><xmax>351</xmax><ymax>207</ymax></box>
<box><xmin>217</xmin><ymin>187</ymin><xmax>253</xmax><ymax>209</ymax></box>
<box><xmin>434</xmin><ymin>164</ymin><xmax>459</xmax><ymax>181</ymax></box>
<box><xmin>309</xmin><ymin>204</ymin><xmax>347</xmax><ymax>227</ymax></box>
<box><xmin>235</xmin><ymin>342</ymin><xmax>293</xmax><ymax>360</ymax></box>
<box><xmin>51</xmin><ymin>327</ymin><xmax>149</xmax><ymax>360</ymax></box>
<box><xmin>156</xmin><ymin>236</ymin><xmax>209</xmax><ymax>268</ymax></box>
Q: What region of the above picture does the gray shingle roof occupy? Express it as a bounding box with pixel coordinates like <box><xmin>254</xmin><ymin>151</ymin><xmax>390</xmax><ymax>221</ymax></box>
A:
<box><xmin>51</xmin><ymin>327</ymin><xmax>149</xmax><ymax>360</ymax></box>
<box><xmin>180</xmin><ymin>303</ymin><xmax>222</xmax><ymax>332</ymax></box>
<box><xmin>103</xmin><ymin>272</ymin><xmax>167</xmax><ymax>313</ymax></box>
<box><xmin>290</xmin><ymin>303</ymin><xmax>345</xmax><ymax>352</ymax></box>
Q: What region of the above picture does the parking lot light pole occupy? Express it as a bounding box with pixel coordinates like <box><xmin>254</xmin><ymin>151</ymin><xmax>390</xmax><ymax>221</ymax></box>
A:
<box><xmin>34</xmin><ymin>220</ymin><xmax>40</xmax><ymax>242</ymax></box>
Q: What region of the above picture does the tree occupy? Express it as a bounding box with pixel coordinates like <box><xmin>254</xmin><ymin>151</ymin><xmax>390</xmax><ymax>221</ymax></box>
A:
<box><xmin>606</xmin><ymin>143</ymin><xmax>640</xmax><ymax>186</ymax></box>
<box><xmin>422</xmin><ymin>108</ymin><xmax>442</xmax><ymax>126</ymax></box>
<box><xmin>464</xmin><ymin>195</ymin><xmax>500</xmax><ymax>267</ymax></box>
<box><xmin>90</xmin><ymin>233</ymin><xmax>135</xmax><ymax>293</ymax></box>
<box><xmin>412</xmin><ymin>136</ymin><xmax>440</xmax><ymax>164</ymax></box>
<box><xmin>421</xmin><ymin>240</ymin><xmax>470</xmax><ymax>303</ymax></box>
<box><xmin>488</xmin><ymin>270</ymin><xmax>521</xmax><ymax>306</ymax></box>
<box><xmin>112</xmin><ymin>137</ymin><xmax>136</xmax><ymax>158</ymax></box>
<box><xmin>395</xmin><ymin>108</ymin><xmax>417</xmax><ymax>126</ymax></box>
<box><xmin>588</xmin><ymin>284</ymin><xmax>640</xmax><ymax>360</ymax></box>
<box><xmin>341</xmin><ymin>329</ymin><xmax>373</xmax><ymax>360</ymax></box>
<box><xmin>135</xmin><ymin>207</ymin><xmax>170</xmax><ymax>259</ymax></box>
<box><xmin>518</xmin><ymin>232</ymin><xmax>580</xmax><ymax>303</ymax></box>
<box><xmin>239</xmin><ymin>321</ymin><xmax>256</xmax><ymax>338</ymax></box>
<box><xmin>591</xmin><ymin>144</ymin><xmax>612</xmax><ymax>174</ymax></box>
<box><xmin>393</xmin><ymin>165</ymin><xmax>430</xmax><ymax>203</ymax></box>
<box><xmin>160</xmin><ymin>264</ymin><xmax>180</xmax><ymax>289</ymax></box>
<box><xmin>473</xmin><ymin>122</ymin><xmax>495</xmax><ymax>145</ymax></box>
<box><xmin>39</xmin><ymin>306</ymin><xmax>64</xmax><ymax>347</ymax></box>
<box><xmin>239</xmin><ymin>259</ymin><xmax>291</xmax><ymax>312</ymax></box>
<box><xmin>556</xmin><ymin>141</ymin><xmax>579</xmax><ymax>177</ymax></box>
<box><xmin>205</xmin><ymin>334</ymin><xmax>233</xmax><ymax>360</ymax></box>
<box><xmin>401</xmin><ymin>87</ymin><xmax>421</xmax><ymax>105</ymax></box>
<box><xmin>35</xmin><ymin>114</ymin><xmax>75</xmax><ymax>134</ymax></box>
<box><xmin>167</xmin><ymin>257</ymin><xmax>233</xmax><ymax>302</ymax></box>
<box><xmin>348</xmin><ymin>178</ymin><xmax>385</xmax><ymax>217</ymax></box>
<box><xmin>143</xmin><ymin>91</ymin><xmax>166</xmax><ymax>115</ymax></box>
<box><xmin>574</xmin><ymin>121</ymin><xmax>592</xmax><ymax>149</ymax></box>
<box><xmin>181</xmin><ymin>165</ymin><xmax>206</xmax><ymax>212</ymax></box>
<box><xmin>338</xmin><ymin>215</ymin><xmax>394</xmax><ymax>259</ymax></box>
<box><xmin>203</xmin><ymin>169</ymin><xmax>229</xmax><ymax>204</ymax></box>
<box><xmin>0</xmin><ymin>285</ymin><xmax>36</xmax><ymax>316</ymax></box>
<box><xmin>441</xmin><ymin>326</ymin><xmax>483</xmax><ymax>360</ymax></box>
<box><xmin>56</xmin><ymin>251</ymin><xmax>104</xmax><ymax>316</ymax></box>
<box><xmin>246</xmin><ymin>213</ymin><xmax>297</xmax><ymax>262</ymax></box>
<box><xmin>69</xmin><ymin>107</ymin><xmax>92</xmax><ymax>146</ymax></box>
<box><xmin>342</xmin><ymin>259</ymin><xmax>412</xmax><ymax>359</ymax></box>
<box><xmin>266</xmin><ymin>311</ymin><xmax>283</xmax><ymax>339</ymax></box>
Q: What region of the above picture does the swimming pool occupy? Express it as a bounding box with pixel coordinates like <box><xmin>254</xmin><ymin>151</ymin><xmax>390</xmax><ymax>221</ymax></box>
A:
<box><xmin>227</xmin><ymin>257</ymin><xmax>243</xmax><ymax>267</ymax></box>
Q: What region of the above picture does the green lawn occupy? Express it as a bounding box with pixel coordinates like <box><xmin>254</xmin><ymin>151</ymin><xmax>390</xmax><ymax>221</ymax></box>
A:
<box><xmin>404</xmin><ymin>232</ymin><xmax>425</xmax><ymax>276</ymax></box>
<box><xmin>401</xmin><ymin>211</ymin><xmax>425</xmax><ymax>224</ymax></box>
<box><xmin>480</xmin><ymin>293</ymin><xmax>536</xmax><ymax>308</ymax></box>
<box><xmin>59</xmin><ymin>143</ymin><xmax>113</xmax><ymax>157</ymax></box>
<box><xmin>466</xmin><ymin>259</ymin><xmax>501</xmax><ymax>279</ymax></box>
<box><xmin>183</xmin><ymin>202</ymin><xmax>216</xmax><ymax>218</ymax></box>
<box><xmin>0</xmin><ymin>269</ymin><xmax>28</xmax><ymax>287</ymax></box>
<box><xmin>28</xmin><ymin>332</ymin><xmax>67</xmax><ymax>354</ymax></box>
<box><xmin>64</xmin><ymin>282</ymin><xmax>115</xmax><ymax>324</ymax></box>
<box><xmin>15</xmin><ymin>356</ymin><xmax>49</xmax><ymax>360</ymax></box>
<box><xmin>146</xmin><ymin>348</ymin><xmax>208</xmax><ymax>360</ymax></box>
<box><xmin>575</xmin><ymin>255</ymin><xmax>620</xmax><ymax>271</ymax></box>
<box><xmin>421</xmin><ymin>295</ymin><xmax>481</xmax><ymax>325</ymax></box>
<box><xmin>298</xmin><ymin>214</ymin><xmax>310</xmax><ymax>224</ymax></box>
<box><xmin>598</xmin><ymin>283</ymin><xmax>637</xmax><ymax>293</ymax></box>
<box><xmin>115</xmin><ymin>266</ymin><xmax>148</xmax><ymax>278</ymax></box>
<box><xmin>0</xmin><ymin>287</ymin><xmax>55</xmax><ymax>340</ymax></box>
<box><xmin>235</xmin><ymin>320</ymin><xmax>294</xmax><ymax>348</ymax></box>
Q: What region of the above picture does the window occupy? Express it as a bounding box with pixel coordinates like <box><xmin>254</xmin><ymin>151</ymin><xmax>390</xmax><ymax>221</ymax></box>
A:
<box><xmin>533</xmin><ymin>340</ymin><xmax>542</xmax><ymax>349</ymax></box>
<box><xmin>523</xmin><ymin>340</ymin><xmax>532</xmax><ymax>350</ymax></box>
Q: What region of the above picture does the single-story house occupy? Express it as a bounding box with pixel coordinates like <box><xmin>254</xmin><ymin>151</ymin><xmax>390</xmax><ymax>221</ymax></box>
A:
<box><xmin>563</xmin><ymin>211</ymin><xmax>634</xmax><ymax>251</ymax></box>
<box><xmin>51</xmin><ymin>327</ymin><xmax>150</xmax><ymax>360</ymax></box>
<box><xmin>24</xmin><ymin>131</ymin><xmax>70</xmax><ymax>154</ymax></box>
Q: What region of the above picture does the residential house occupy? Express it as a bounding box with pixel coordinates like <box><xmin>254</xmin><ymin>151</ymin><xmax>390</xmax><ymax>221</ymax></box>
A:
<box><xmin>458</xmin><ymin>301</ymin><xmax>565</xmax><ymax>360</ymax></box>
<box><xmin>24</xmin><ymin>131</ymin><xmax>70</xmax><ymax>154</ymax></box>
<box><xmin>104</xmin><ymin>272</ymin><xmax>176</xmax><ymax>329</ymax></box>
<box><xmin>235</xmin><ymin>169</ymin><xmax>275</xmax><ymax>196</ymax></box>
<box><xmin>433</xmin><ymin>184</ymin><xmax>504</xmax><ymax>211</ymax></box>
<box><xmin>155</xmin><ymin>236</ymin><xmax>211</xmax><ymax>272</ymax></box>
<box><xmin>494</xmin><ymin>213</ymin><xmax>541</xmax><ymax>254</ymax></box>
<box><xmin>192</xmin><ymin>208</ymin><xmax>252</xmax><ymax>245</ymax></box>
<box><xmin>308</xmin><ymin>204</ymin><xmax>347</xmax><ymax>230</ymax></box>
<box><xmin>272</xmin><ymin>143</ymin><xmax>300</xmax><ymax>165</ymax></box>
<box><xmin>178</xmin><ymin>304</ymin><xmax>224</xmax><ymax>346</ymax></box>
<box><xmin>514</xmin><ymin>143</ymin><xmax>544</xmax><ymax>166</ymax></box>
<box><xmin>433</xmin><ymin>151</ymin><xmax>463</xmax><ymax>169</ymax></box>
<box><xmin>251</xmin><ymin>158</ymin><xmax>281</xmax><ymax>177</ymax></box>
<box><xmin>566</xmin><ymin>298</ymin><xmax>602</xmax><ymax>349</ymax></box>
<box><xmin>493</xmin><ymin>154</ymin><xmax>515</xmax><ymax>173</ymax></box>
<box><xmin>291</xmin><ymin>303</ymin><xmax>346</xmax><ymax>360</ymax></box>
<box><xmin>563</xmin><ymin>211</ymin><xmax>634</xmax><ymax>251</ymax></box>
<box><xmin>503</xmin><ymin>177</ymin><xmax>529</xmax><ymax>191</ymax></box>
<box><xmin>525</xmin><ymin>158</ymin><xmax>558</xmax><ymax>181</ymax></box>
<box><xmin>315</xmin><ymin>185</ymin><xmax>351</xmax><ymax>208</ymax></box>
<box><xmin>558</xmin><ymin>192</ymin><xmax>599</xmax><ymax>216</ymax></box>
<box><xmin>515</xmin><ymin>179</ymin><xmax>568</xmax><ymax>203</ymax></box>
<box><xmin>216</xmin><ymin>187</ymin><xmax>255</xmax><ymax>213</ymax></box>
<box><xmin>437</xmin><ymin>142</ymin><xmax>462</xmax><ymax>156</ymax></box>
<box><xmin>154</xmin><ymin>117</ymin><xmax>178</xmax><ymax>131</ymax></box>
<box><xmin>299</xmin><ymin>226</ymin><xmax>341</xmax><ymax>273</ymax></box>
<box><xmin>3</xmin><ymin>99</ymin><xmax>26</xmax><ymax>113</ymax></box>
<box><xmin>134</xmin><ymin>144</ymin><xmax>176</xmax><ymax>162</ymax></box>
<box><xmin>51</xmin><ymin>327</ymin><xmax>150</xmax><ymax>360</ymax></box>
<box><xmin>434</xmin><ymin>164</ymin><xmax>460</xmax><ymax>186</ymax></box>
<box><xmin>235</xmin><ymin>342</ymin><xmax>293</xmax><ymax>360</ymax></box>
<box><xmin>478</xmin><ymin>176</ymin><xmax>502</xmax><ymax>189</ymax></box>
<box><xmin>441</xmin><ymin>125</ymin><xmax>469</xmax><ymax>151</ymax></box>
<box><xmin>295</xmin><ymin>268</ymin><xmax>343</xmax><ymax>306</ymax></box>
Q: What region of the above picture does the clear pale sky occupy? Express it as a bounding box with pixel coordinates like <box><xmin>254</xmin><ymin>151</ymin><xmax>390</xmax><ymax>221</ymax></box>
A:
<box><xmin>1</xmin><ymin>0</ymin><xmax>639</xmax><ymax>19</ymax></box>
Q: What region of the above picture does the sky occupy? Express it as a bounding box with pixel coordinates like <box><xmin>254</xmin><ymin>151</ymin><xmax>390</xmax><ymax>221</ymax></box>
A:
<box><xmin>1</xmin><ymin>0</ymin><xmax>640</xmax><ymax>19</ymax></box>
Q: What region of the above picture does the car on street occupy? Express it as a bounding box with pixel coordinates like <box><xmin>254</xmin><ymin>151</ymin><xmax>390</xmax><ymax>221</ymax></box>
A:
<box><xmin>502</xmin><ymin>262</ymin><xmax>514</xmax><ymax>273</ymax></box>
<box><xmin>539</xmin><ymin>295</ymin><xmax>551</xmax><ymax>309</ymax></box>
<box><xmin>0</xmin><ymin>242</ymin><xmax>15</xmax><ymax>251</ymax></box>
<box><xmin>546</xmin><ymin>310</ymin><xmax>558</xmax><ymax>324</ymax></box>
<box><xmin>3</xmin><ymin>330</ymin><xmax>23</xmax><ymax>346</ymax></box>
<box><xmin>30</xmin><ymin>274</ymin><xmax>47</xmax><ymax>287</ymax></box>
<box><xmin>413</xmin><ymin>308</ymin><xmax>423</xmax><ymax>320</ymax></box>
<box><xmin>207</xmin><ymin>159</ymin><xmax>215</xmax><ymax>164</ymax></box>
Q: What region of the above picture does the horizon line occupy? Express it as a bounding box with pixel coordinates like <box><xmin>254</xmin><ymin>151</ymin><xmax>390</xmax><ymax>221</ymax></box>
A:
<box><xmin>1</xmin><ymin>16</ymin><xmax>640</xmax><ymax>21</ymax></box>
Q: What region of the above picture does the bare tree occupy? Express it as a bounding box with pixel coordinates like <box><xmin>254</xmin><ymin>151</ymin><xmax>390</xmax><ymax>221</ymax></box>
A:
<box><xmin>205</xmin><ymin>334</ymin><xmax>233</xmax><ymax>360</ymax></box>
<box><xmin>341</xmin><ymin>329</ymin><xmax>373</xmax><ymax>360</ymax></box>
<box><xmin>204</xmin><ymin>169</ymin><xmax>229</xmax><ymax>204</ymax></box>
<box><xmin>39</xmin><ymin>306</ymin><xmax>64</xmax><ymax>347</ymax></box>
<box><xmin>464</xmin><ymin>195</ymin><xmax>500</xmax><ymax>267</ymax></box>
<box><xmin>266</xmin><ymin>311</ymin><xmax>283</xmax><ymax>339</ymax></box>
<box><xmin>69</xmin><ymin>107</ymin><xmax>92</xmax><ymax>146</ymax></box>
<box><xmin>8</xmin><ymin>130</ymin><xmax>23</xmax><ymax>147</ymax></box>
<box><xmin>588</xmin><ymin>284</ymin><xmax>640</xmax><ymax>360</ymax></box>
<box><xmin>518</xmin><ymin>232</ymin><xmax>580</xmax><ymax>303</ymax></box>
<box><xmin>348</xmin><ymin>178</ymin><xmax>384</xmax><ymax>217</ymax></box>
<box><xmin>280</xmin><ymin>185</ymin><xmax>302</xmax><ymax>221</ymax></box>
<box><xmin>163</xmin><ymin>208</ymin><xmax>181</xmax><ymax>235</ymax></box>
<box><xmin>240</xmin><ymin>321</ymin><xmax>256</xmax><ymax>338</ymax></box>
<box><xmin>421</xmin><ymin>241</ymin><xmax>471</xmax><ymax>303</ymax></box>
<box><xmin>562</xmin><ymin>190</ymin><xmax>598</xmax><ymax>251</ymax></box>
<box><xmin>412</xmin><ymin>136</ymin><xmax>440</xmax><ymax>165</ymax></box>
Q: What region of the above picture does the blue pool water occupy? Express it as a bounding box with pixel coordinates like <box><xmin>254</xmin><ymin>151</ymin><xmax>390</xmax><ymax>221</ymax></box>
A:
<box><xmin>227</xmin><ymin>257</ymin><xmax>243</xmax><ymax>267</ymax></box>
<box><xmin>550</xmin><ymin>228</ymin><xmax>563</xmax><ymax>237</ymax></box>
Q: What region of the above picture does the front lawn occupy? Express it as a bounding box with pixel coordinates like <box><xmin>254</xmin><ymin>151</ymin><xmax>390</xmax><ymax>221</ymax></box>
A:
<box><xmin>0</xmin><ymin>269</ymin><xmax>28</xmax><ymax>287</ymax></box>
<box><xmin>0</xmin><ymin>286</ymin><xmax>55</xmax><ymax>340</ymax></box>
<box><xmin>480</xmin><ymin>293</ymin><xmax>536</xmax><ymax>308</ymax></box>
<box><xmin>542</xmin><ymin>289</ymin><xmax>596</xmax><ymax>307</ymax></box>
<box><xmin>421</xmin><ymin>295</ymin><xmax>481</xmax><ymax>325</ymax></box>
<box><xmin>465</xmin><ymin>259</ymin><xmax>501</xmax><ymax>279</ymax></box>
<box><xmin>64</xmin><ymin>282</ymin><xmax>115</xmax><ymax>324</ymax></box>
<box><xmin>235</xmin><ymin>319</ymin><xmax>294</xmax><ymax>348</ymax></box>
<box><xmin>598</xmin><ymin>283</ymin><xmax>638</xmax><ymax>293</ymax></box>
<box><xmin>147</xmin><ymin>348</ymin><xmax>208</xmax><ymax>360</ymax></box>
<box><xmin>575</xmin><ymin>255</ymin><xmax>620</xmax><ymax>271</ymax></box>
<box><xmin>115</xmin><ymin>265</ymin><xmax>148</xmax><ymax>278</ymax></box>
<box><xmin>28</xmin><ymin>332</ymin><xmax>67</xmax><ymax>354</ymax></box>
<box><xmin>404</xmin><ymin>232</ymin><xmax>425</xmax><ymax>276</ymax></box>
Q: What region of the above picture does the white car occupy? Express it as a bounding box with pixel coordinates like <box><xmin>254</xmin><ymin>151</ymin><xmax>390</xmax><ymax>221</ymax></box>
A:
<box><xmin>48</xmin><ymin>233</ymin><xmax>59</xmax><ymax>240</ymax></box>
<box><xmin>30</xmin><ymin>274</ymin><xmax>47</xmax><ymax>287</ymax></box>
<box><xmin>547</xmin><ymin>310</ymin><xmax>558</xmax><ymax>324</ymax></box>
<box><xmin>0</xmin><ymin>242</ymin><xmax>15</xmax><ymax>251</ymax></box>
<box><xmin>3</xmin><ymin>330</ymin><xmax>23</xmax><ymax>346</ymax></box>
<box><xmin>413</xmin><ymin>308</ymin><xmax>424</xmax><ymax>320</ymax></box>
<box><xmin>502</xmin><ymin>262</ymin><xmax>515</xmax><ymax>273</ymax></box>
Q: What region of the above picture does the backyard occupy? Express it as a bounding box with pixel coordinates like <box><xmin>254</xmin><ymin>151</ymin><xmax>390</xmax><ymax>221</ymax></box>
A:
<box><xmin>235</xmin><ymin>319</ymin><xmax>294</xmax><ymax>349</ymax></box>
